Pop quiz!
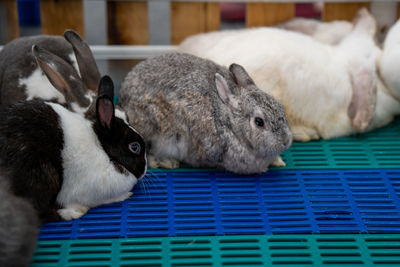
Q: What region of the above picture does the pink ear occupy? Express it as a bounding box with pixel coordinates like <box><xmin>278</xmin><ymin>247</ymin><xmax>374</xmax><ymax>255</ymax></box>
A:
<box><xmin>98</xmin><ymin>98</ymin><xmax>114</xmax><ymax>129</ymax></box>
<box><xmin>348</xmin><ymin>67</ymin><xmax>377</xmax><ymax>131</ymax></box>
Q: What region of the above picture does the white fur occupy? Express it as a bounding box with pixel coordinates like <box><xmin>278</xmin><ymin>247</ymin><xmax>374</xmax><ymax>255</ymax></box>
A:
<box><xmin>19</xmin><ymin>68</ymin><xmax>66</xmax><ymax>103</ymax></box>
<box><xmin>70</xmin><ymin>91</ymin><xmax>96</xmax><ymax>116</ymax></box>
<box><xmin>179</xmin><ymin>16</ymin><xmax>400</xmax><ymax>141</ymax></box>
<box><xmin>115</xmin><ymin>108</ymin><xmax>129</xmax><ymax>123</ymax></box>
<box><xmin>279</xmin><ymin>18</ymin><xmax>353</xmax><ymax>45</ymax></box>
<box><xmin>69</xmin><ymin>53</ymin><xmax>81</xmax><ymax>77</ymax></box>
<box><xmin>47</xmin><ymin>103</ymin><xmax>138</xmax><ymax>211</ymax></box>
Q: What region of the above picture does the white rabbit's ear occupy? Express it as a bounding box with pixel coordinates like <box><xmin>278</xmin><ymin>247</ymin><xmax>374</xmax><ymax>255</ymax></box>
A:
<box><xmin>215</xmin><ymin>73</ymin><xmax>238</xmax><ymax>109</ymax></box>
<box><xmin>352</xmin><ymin>7</ymin><xmax>376</xmax><ymax>36</ymax></box>
<box><xmin>229</xmin><ymin>63</ymin><xmax>255</xmax><ymax>88</ymax></box>
<box><xmin>347</xmin><ymin>67</ymin><xmax>377</xmax><ymax>131</ymax></box>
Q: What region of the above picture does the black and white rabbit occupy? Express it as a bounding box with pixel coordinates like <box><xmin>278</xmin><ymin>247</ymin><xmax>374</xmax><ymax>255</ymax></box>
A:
<box><xmin>0</xmin><ymin>74</ymin><xmax>147</xmax><ymax>222</ymax></box>
<box><xmin>0</xmin><ymin>183</ymin><xmax>38</xmax><ymax>267</ymax></box>
<box><xmin>0</xmin><ymin>30</ymin><xmax>100</xmax><ymax>116</ymax></box>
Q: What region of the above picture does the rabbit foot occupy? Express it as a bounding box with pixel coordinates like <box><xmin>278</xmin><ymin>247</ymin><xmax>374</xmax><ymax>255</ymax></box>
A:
<box><xmin>291</xmin><ymin>126</ymin><xmax>319</xmax><ymax>142</ymax></box>
<box><xmin>159</xmin><ymin>159</ymin><xmax>180</xmax><ymax>169</ymax></box>
<box><xmin>103</xmin><ymin>192</ymin><xmax>133</xmax><ymax>205</ymax></box>
<box><xmin>271</xmin><ymin>156</ymin><xmax>286</xmax><ymax>167</ymax></box>
<box><xmin>149</xmin><ymin>155</ymin><xmax>180</xmax><ymax>169</ymax></box>
<box><xmin>58</xmin><ymin>204</ymin><xmax>89</xmax><ymax>221</ymax></box>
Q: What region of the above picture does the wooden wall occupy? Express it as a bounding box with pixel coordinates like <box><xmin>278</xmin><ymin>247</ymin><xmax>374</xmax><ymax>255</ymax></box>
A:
<box><xmin>323</xmin><ymin>2</ymin><xmax>371</xmax><ymax>21</ymax></box>
<box><xmin>40</xmin><ymin>0</ymin><xmax>85</xmax><ymax>37</ymax></box>
<box><xmin>107</xmin><ymin>1</ymin><xmax>148</xmax><ymax>45</ymax></box>
<box><xmin>246</xmin><ymin>3</ymin><xmax>295</xmax><ymax>27</ymax></box>
<box><xmin>1</xmin><ymin>0</ymin><xmax>20</xmax><ymax>42</ymax></box>
<box><xmin>2</xmin><ymin>1</ymin><xmax>399</xmax><ymax>44</ymax></box>
<box><xmin>171</xmin><ymin>2</ymin><xmax>220</xmax><ymax>45</ymax></box>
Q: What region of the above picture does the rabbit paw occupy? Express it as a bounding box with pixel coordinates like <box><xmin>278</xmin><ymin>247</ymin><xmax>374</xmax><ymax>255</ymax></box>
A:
<box><xmin>103</xmin><ymin>192</ymin><xmax>133</xmax><ymax>205</ymax></box>
<box><xmin>58</xmin><ymin>204</ymin><xmax>89</xmax><ymax>221</ymax></box>
<box><xmin>291</xmin><ymin>126</ymin><xmax>319</xmax><ymax>142</ymax></box>
<box><xmin>271</xmin><ymin>156</ymin><xmax>286</xmax><ymax>167</ymax></box>
<box><xmin>149</xmin><ymin>155</ymin><xmax>180</xmax><ymax>169</ymax></box>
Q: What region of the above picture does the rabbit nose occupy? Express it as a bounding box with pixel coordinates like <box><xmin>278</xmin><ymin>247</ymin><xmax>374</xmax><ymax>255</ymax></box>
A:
<box><xmin>283</xmin><ymin>134</ymin><xmax>293</xmax><ymax>149</ymax></box>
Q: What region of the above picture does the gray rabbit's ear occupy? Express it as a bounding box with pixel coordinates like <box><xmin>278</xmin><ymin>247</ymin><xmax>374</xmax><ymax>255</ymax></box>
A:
<box><xmin>229</xmin><ymin>63</ymin><xmax>255</xmax><ymax>88</ymax></box>
<box><xmin>215</xmin><ymin>73</ymin><xmax>239</xmax><ymax>109</ymax></box>
<box><xmin>32</xmin><ymin>45</ymin><xmax>89</xmax><ymax>107</ymax></box>
<box><xmin>64</xmin><ymin>29</ymin><xmax>101</xmax><ymax>93</ymax></box>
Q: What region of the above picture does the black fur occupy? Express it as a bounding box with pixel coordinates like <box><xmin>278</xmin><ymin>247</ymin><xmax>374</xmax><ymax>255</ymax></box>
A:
<box><xmin>93</xmin><ymin>117</ymin><xmax>147</xmax><ymax>179</ymax></box>
<box><xmin>0</xmin><ymin>186</ymin><xmax>38</xmax><ymax>267</ymax></box>
<box><xmin>0</xmin><ymin>101</ymin><xmax>64</xmax><ymax>222</ymax></box>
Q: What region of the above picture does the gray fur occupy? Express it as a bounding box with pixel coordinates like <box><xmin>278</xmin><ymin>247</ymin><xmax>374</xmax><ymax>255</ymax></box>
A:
<box><xmin>0</xmin><ymin>184</ymin><xmax>38</xmax><ymax>267</ymax></box>
<box><xmin>119</xmin><ymin>53</ymin><xmax>292</xmax><ymax>174</ymax></box>
<box><xmin>0</xmin><ymin>31</ymin><xmax>100</xmax><ymax>114</ymax></box>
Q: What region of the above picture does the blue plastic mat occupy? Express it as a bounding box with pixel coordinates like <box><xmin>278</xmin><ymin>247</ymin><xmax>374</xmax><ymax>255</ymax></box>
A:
<box><xmin>39</xmin><ymin>170</ymin><xmax>400</xmax><ymax>240</ymax></box>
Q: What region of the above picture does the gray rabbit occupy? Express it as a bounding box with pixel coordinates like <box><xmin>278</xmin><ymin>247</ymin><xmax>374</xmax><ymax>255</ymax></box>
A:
<box><xmin>119</xmin><ymin>53</ymin><xmax>292</xmax><ymax>174</ymax></box>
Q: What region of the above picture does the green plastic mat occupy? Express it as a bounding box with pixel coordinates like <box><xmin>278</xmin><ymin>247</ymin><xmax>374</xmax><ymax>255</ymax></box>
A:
<box><xmin>149</xmin><ymin>118</ymin><xmax>400</xmax><ymax>172</ymax></box>
<box><xmin>32</xmin><ymin>234</ymin><xmax>400</xmax><ymax>267</ymax></box>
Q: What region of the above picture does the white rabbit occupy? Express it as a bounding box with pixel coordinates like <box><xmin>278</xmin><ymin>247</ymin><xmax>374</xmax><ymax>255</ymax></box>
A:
<box><xmin>278</xmin><ymin>17</ymin><xmax>353</xmax><ymax>45</ymax></box>
<box><xmin>179</xmin><ymin>8</ymin><xmax>400</xmax><ymax>141</ymax></box>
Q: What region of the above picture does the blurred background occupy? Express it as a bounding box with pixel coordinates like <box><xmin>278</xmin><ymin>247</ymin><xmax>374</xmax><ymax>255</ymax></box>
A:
<box><xmin>1</xmin><ymin>0</ymin><xmax>399</xmax><ymax>90</ymax></box>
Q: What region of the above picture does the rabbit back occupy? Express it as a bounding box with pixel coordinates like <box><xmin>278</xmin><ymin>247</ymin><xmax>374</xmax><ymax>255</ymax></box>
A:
<box><xmin>119</xmin><ymin>53</ymin><xmax>232</xmax><ymax>164</ymax></box>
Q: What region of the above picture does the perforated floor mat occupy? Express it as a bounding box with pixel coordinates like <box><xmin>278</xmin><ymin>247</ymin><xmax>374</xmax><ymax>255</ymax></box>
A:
<box><xmin>31</xmin><ymin>234</ymin><xmax>400</xmax><ymax>267</ymax></box>
<box><xmin>39</xmin><ymin>169</ymin><xmax>400</xmax><ymax>239</ymax></box>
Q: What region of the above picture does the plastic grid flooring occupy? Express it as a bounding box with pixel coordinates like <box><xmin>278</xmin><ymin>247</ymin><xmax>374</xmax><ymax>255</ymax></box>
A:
<box><xmin>39</xmin><ymin>169</ymin><xmax>400</xmax><ymax>240</ymax></box>
<box><xmin>33</xmin><ymin>119</ymin><xmax>400</xmax><ymax>266</ymax></box>
<box><xmin>32</xmin><ymin>235</ymin><xmax>400</xmax><ymax>267</ymax></box>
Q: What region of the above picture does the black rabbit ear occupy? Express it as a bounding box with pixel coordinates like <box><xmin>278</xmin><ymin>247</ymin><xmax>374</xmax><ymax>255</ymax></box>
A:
<box><xmin>229</xmin><ymin>63</ymin><xmax>255</xmax><ymax>88</ymax></box>
<box><xmin>96</xmin><ymin>76</ymin><xmax>115</xmax><ymax>129</ymax></box>
<box><xmin>64</xmin><ymin>29</ymin><xmax>101</xmax><ymax>93</ymax></box>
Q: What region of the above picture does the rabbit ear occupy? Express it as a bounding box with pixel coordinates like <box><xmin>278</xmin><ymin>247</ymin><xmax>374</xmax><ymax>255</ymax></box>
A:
<box><xmin>215</xmin><ymin>73</ymin><xmax>238</xmax><ymax>109</ymax></box>
<box><xmin>229</xmin><ymin>63</ymin><xmax>255</xmax><ymax>88</ymax></box>
<box><xmin>32</xmin><ymin>45</ymin><xmax>89</xmax><ymax>107</ymax></box>
<box><xmin>96</xmin><ymin>76</ymin><xmax>115</xmax><ymax>129</ymax></box>
<box><xmin>347</xmin><ymin>66</ymin><xmax>377</xmax><ymax>131</ymax></box>
<box><xmin>352</xmin><ymin>7</ymin><xmax>376</xmax><ymax>36</ymax></box>
<box><xmin>64</xmin><ymin>29</ymin><xmax>101</xmax><ymax>93</ymax></box>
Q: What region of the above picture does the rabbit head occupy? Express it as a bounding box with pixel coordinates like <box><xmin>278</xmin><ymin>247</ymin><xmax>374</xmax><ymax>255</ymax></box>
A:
<box><xmin>218</xmin><ymin>64</ymin><xmax>292</xmax><ymax>160</ymax></box>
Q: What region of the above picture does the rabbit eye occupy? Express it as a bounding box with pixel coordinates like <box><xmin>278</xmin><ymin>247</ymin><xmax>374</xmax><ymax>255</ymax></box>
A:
<box><xmin>254</xmin><ymin>117</ymin><xmax>264</xmax><ymax>127</ymax></box>
<box><xmin>128</xmin><ymin>142</ymin><xmax>141</xmax><ymax>154</ymax></box>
